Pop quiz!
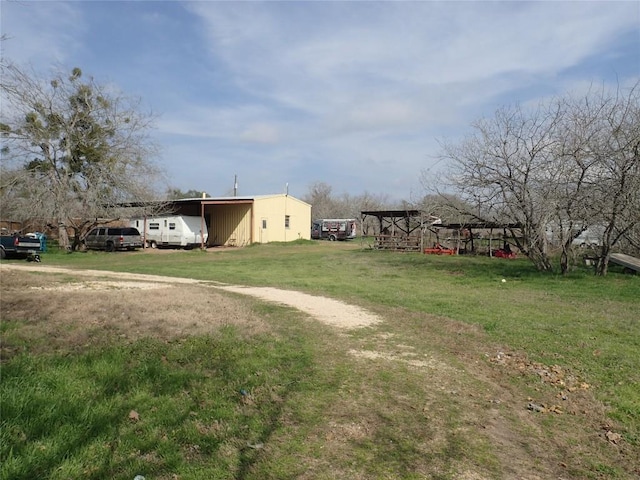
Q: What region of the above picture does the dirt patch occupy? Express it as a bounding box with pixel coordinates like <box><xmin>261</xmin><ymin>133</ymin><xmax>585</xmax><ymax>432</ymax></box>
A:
<box><xmin>0</xmin><ymin>268</ymin><xmax>268</xmax><ymax>357</ymax></box>
<box><xmin>217</xmin><ymin>285</ymin><xmax>381</xmax><ymax>329</ymax></box>
<box><xmin>1</xmin><ymin>263</ymin><xmax>380</xmax><ymax>331</ymax></box>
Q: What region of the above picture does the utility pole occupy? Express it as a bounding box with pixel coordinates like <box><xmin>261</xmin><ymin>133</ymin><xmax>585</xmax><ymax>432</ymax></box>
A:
<box><xmin>234</xmin><ymin>174</ymin><xmax>238</xmax><ymax>197</ymax></box>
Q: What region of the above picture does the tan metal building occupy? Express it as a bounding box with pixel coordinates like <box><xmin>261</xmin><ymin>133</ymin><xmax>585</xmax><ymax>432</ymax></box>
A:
<box><xmin>167</xmin><ymin>194</ymin><xmax>311</xmax><ymax>247</ymax></box>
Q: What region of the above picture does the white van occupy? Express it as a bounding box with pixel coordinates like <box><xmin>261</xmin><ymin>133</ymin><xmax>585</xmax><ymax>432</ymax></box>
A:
<box><xmin>130</xmin><ymin>215</ymin><xmax>208</xmax><ymax>249</ymax></box>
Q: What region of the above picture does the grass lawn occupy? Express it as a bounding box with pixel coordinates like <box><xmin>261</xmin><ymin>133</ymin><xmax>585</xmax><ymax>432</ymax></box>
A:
<box><xmin>1</xmin><ymin>240</ymin><xmax>639</xmax><ymax>479</ymax></box>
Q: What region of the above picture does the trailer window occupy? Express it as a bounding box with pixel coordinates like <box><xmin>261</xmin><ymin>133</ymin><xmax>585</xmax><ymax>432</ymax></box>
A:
<box><xmin>262</xmin><ymin>219</ymin><xmax>267</xmax><ymax>229</ymax></box>
<box><xmin>285</xmin><ymin>215</ymin><xmax>290</xmax><ymax>229</ymax></box>
<box><xmin>149</xmin><ymin>223</ymin><xmax>160</xmax><ymax>230</ymax></box>
<box><xmin>169</xmin><ymin>223</ymin><xmax>176</xmax><ymax>230</ymax></box>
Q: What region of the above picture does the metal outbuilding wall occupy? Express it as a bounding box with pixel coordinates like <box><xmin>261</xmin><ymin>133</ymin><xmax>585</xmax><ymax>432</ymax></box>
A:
<box><xmin>252</xmin><ymin>195</ymin><xmax>311</xmax><ymax>243</ymax></box>
<box><xmin>207</xmin><ymin>203</ymin><xmax>252</xmax><ymax>246</ymax></box>
<box><xmin>169</xmin><ymin>194</ymin><xmax>311</xmax><ymax>247</ymax></box>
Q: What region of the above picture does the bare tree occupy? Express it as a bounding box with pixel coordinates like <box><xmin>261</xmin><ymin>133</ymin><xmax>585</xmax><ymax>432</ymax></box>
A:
<box><xmin>544</xmin><ymin>94</ymin><xmax>602</xmax><ymax>274</ymax></box>
<box><xmin>352</xmin><ymin>191</ymin><xmax>393</xmax><ymax>235</ymax></box>
<box><xmin>0</xmin><ymin>64</ymin><xmax>164</xmax><ymax>249</ymax></box>
<box><xmin>585</xmin><ymin>84</ymin><xmax>640</xmax><ymax>275</ymax></box>
<box><xmin>439</xmin><ymin>102</ymin><xmax>561</xmax><ymax>271</ymax></box>
<box><xmin>303</xmin><ymin>181</ymin><xmax>335</xmax><ymax>220</ymax></box>
<box><xmin>546</xmin><ymin>84</ymin><xmax>640</xmax><ymax>274</ymax></box>
<box><xmin>433</xmin><ymin>82</ymin><xmax>640</xmax><ymax>275</ymax></box>
<box><xmin>303</xmin><ymin>181</ymin><xmax>395</xmax><ymax>230</ymax></box>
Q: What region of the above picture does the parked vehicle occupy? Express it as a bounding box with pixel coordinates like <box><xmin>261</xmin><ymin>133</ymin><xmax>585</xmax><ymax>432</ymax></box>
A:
<box><xmin>0</xmin><ymin>232</ymin><xmax>42</xmax><ymax>261</ymax></box>
<box><xmin>83</xmin><ymin>227</ymin><xmax>143</xmax><ymax>251</ymax></box>
<box><xmin>130</xmin><ymin>215</ymin><xmax>208</xmax><ymax>249</ymax></box>
<box><xmin>311</xmin><ymin>219</ymin><xmax>357</xmax><ymax>241</ymax></box>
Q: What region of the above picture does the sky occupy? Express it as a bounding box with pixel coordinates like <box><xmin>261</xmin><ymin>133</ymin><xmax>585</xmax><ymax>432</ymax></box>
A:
<box><xmin>1</xmin><ymin>1</ymin><xmax>639</xmax><ymax>202</ymax></box>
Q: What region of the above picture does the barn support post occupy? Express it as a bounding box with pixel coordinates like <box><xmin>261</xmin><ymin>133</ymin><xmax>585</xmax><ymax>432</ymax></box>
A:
<box><xmin>489</xmin><ymin>228</ymin><xmax>493</xmax><ymax>257</ymax></box>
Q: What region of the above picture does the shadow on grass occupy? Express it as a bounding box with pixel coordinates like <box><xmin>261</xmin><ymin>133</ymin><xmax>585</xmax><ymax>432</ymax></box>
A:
<box><xmin>1</xmin><ymin>328</ymin><xmax>317</xmax><ymax>480</ymax></box>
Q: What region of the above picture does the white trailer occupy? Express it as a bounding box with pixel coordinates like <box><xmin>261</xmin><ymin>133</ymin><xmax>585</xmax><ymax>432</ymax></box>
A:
<box><xmin>311</xmin><ymin>218</ymin><xmax>357</xmax><ymax>241</ymax></box>
<box><xmin>130</xmin><ymin>215</ymin><xmax>208</xmax><ymax>249</ymax></box>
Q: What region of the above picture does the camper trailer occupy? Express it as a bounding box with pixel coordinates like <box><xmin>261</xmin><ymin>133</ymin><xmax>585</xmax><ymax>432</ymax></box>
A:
<box><xmin>311</xmin><ymin>219</ymin><xmax>357</xmax><ymax>241</ymax></box>
<box><xmin>130</xmin><ymin>215</ymin><xmax>208</xmax><ymax>249</ymax></box>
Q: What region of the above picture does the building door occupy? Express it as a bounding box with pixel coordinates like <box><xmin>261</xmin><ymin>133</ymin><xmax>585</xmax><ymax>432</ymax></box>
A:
<box><xmin>260</xmin><ymin>218</ymin><xmax>268</xmax><ymax>243</ymax></box>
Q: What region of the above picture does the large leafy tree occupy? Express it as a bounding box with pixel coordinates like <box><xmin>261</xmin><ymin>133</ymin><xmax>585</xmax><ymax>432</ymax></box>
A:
<box><xmin>1</xmin><ymin>64</ymin><xmax>163</xmax><ymax>249</ymax></box>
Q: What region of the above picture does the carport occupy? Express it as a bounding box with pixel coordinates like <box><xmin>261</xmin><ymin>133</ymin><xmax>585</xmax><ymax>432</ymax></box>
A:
<box><xmin>147</xmin><ymin>194</ymin><xmax>311</xmax><ymax>248</ymax></box>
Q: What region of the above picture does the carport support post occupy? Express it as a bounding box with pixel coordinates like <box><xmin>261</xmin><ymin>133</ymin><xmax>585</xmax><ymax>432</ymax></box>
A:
<box><xmin>200</xmin><ymin>202</ymin><xmax>205</xmax><ymax>250</ymax></box>
<box><xmin>143</xmin><ymin>216</ymin><xmax>148</xmax><ymax>249</ymax></box>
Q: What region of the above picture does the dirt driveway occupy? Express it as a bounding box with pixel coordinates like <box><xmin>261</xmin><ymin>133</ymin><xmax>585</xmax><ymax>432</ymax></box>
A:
<box><xmin>0</xmin><ymin>263</ymin><xmax>380</xmax><ymax>330</ymax></box>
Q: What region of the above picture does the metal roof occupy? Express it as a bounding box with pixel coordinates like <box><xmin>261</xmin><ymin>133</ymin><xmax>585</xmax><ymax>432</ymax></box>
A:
<box><xmin>361</xmin><ymin>210</ymin><xmax>424</xmax><ymax>217</ymax></box>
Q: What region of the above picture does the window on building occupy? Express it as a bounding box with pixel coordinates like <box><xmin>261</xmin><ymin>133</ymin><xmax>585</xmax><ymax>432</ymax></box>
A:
<box><xmin>262</xmin><ymin>219</ymin><xmax>267</xmax><ymax>229</ymax></box>
<box><xmin>285</xmin><ymin>215</ymin><xmax>290</xmax><ymax>229</ymax></box>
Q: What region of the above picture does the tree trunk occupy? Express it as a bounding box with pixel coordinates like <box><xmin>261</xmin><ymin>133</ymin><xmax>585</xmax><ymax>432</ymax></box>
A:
<box><xmin>526</xmin><ymin>240</ymin><xmax>554</xmax><ymax>272</ymax></box>
<box><xmin>71</xmin><ymin>226</ymin><xmax>84</xmax><ymax>251</ymax></box>
<box><xmin>560</xmin><ymin>249</ymin><xmax>569</xmax><ymax>275</ymax></box>
<box><xmin>530</xmin><ymin>251</ymin><xmax>554</xmax><ymax>272</ymax></box>
<box><xmin>57</xmin><ymin>223</ymin><xmax>70</xmax><ymax>251</ymax></box>
<box><xmin>595</xmin><ymin>251</ymin><xmax>610</xmax><ymax>276</ymax></box>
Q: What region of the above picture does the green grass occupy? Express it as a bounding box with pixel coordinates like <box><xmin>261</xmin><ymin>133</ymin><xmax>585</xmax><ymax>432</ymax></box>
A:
<box><xmin>35</xmin><ymin>244</ymin><xmax>640</xmax><ymax>428</ymax></box>
<box><xmin>2</xmin><ymin>319</ymin><xmax>321</xmax><ymax>480</ymax></box>
<box><xmin>2</xmin><ymin>241</ymin><xmax>639</xmax><ymax>478</ymax></box>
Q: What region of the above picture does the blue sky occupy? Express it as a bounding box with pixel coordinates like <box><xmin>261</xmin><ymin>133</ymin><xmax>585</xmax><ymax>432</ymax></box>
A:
<box><xmin>2</xmin><ymin>1</ymin><xmax>639</xmax><ymax>202</ymax></box>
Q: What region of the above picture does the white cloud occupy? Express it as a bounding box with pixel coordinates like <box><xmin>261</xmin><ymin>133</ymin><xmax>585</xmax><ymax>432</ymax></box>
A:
<box><xmin>1</xmin><ymin>2</ymin><xmax>85</xmax><ymax>68</ymax></box>
<box><xmin>3</xmin><ymin>1</ymin><xmax>637</xmax><ymax>201</ymax></box>
<box><xmin>239</xmin><ymin>123</ymin><xmax>280</xmax><ymax>144</ymax></box>
<box><xmin>185</xmin><ymin>2</ymin><xmax>637</xmax><ymax>123</ymax></box>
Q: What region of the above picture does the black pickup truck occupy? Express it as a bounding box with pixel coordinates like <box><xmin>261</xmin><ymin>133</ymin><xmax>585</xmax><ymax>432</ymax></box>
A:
<box><xmin>0</xmin><ymin>233</ymin><xmax>42</xmax><ymax>261</ymax></box>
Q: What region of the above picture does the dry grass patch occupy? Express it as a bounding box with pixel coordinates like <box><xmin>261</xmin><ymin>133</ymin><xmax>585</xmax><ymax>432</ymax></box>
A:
<box><xmin>1</xmin><ymin>270</ymin><xmax>268</xmax><ymax>359</ymax></box>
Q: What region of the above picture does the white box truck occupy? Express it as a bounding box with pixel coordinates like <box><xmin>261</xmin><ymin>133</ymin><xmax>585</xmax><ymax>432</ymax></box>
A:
<box><xmin>130</xmin><ymin>215</ymin><xmax>208</xmax><ymax>249</ymax></box>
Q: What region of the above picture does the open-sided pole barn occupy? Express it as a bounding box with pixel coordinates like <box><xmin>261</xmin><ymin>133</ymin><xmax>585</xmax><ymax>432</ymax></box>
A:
<box><xmin>361</xmin><ymin>209</ymin><xmax>522</xmax><ymax>255</ymax></box>
<box><xmin>361</xmin><ymin>210</ymin><xmax>427</xmax><ymax>252</ymax></box>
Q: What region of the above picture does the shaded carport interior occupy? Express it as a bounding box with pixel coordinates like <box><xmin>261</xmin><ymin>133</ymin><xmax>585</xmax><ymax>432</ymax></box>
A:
<box><xmin>172</xmin><ymin>198</ymin><xmax>255</xmax><ymax>247</ymax></box>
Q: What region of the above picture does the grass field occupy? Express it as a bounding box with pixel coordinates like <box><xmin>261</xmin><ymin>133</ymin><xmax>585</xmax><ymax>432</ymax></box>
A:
<box><xmin>1</xmin><ymin>240</ymin><xmax>639</xmax><ymax>479</ymax></box>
